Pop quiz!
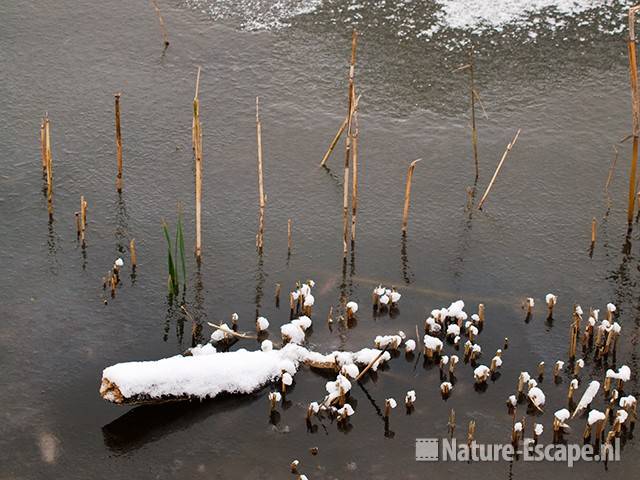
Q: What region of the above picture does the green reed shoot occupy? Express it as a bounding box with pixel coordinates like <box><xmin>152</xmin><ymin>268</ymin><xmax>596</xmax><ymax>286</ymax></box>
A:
<box><xmin>162</xmin><ymin>210</ymin><xmax>186</xmax><ymax>296</ymax></box>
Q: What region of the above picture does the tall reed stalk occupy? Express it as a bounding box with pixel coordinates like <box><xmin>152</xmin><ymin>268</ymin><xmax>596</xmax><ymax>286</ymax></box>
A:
<box><xmin>150</xmin><ymin>0</ymin><xmax>170</xmax><ymax>48</ymax></box>
<box><xmin>193</xmin><ymin>67</ymin><xmax>203</xmax><ymax>261</ymax></box>
<box><xmin>628</xmin><ymin>6</ymin><xmax>640</xmax><ymax>224</ymax></box>
<box><xmin>469</xmin><ymin>48</ymin><xmax>479</xmax><ymax>183</ymax></box>
<box><xmin>256</xmin><ymin>96</ymin><xmax>266</xmax><ymax>252</ymax></box>
<box><xmin>351</xmin><ymin>96</ymin><xmax>361</xmax><ymax>243</ymax></box>
<box><xmin>342</xmin><ymin>30</ymin><xmax>357</xmax><ymax>256</ymax></box>
<box><xmin>43</xmin><ymin>114</ymin><xmax>53</xmax><ymax>217</ymax></box>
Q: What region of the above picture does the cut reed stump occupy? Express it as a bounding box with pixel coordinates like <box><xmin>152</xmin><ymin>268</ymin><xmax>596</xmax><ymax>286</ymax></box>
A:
<box><xmin>477</xmin><ymin>129</ymin><xmax>521</xmax><ymax>210</ymax></box>
<box><xmin>401</xmin><ymin>159</ymin><xmax>422</xmax><ymax>234</ymax></box>
<box><xmin>193</xmin><ymin>67</ymin><xmax>203</xmax><ymax>261</ymax></box>
<box><xmin>150</xmin><ymin>0</ymin><xmax>170</xmax><ymax>49</ymax></box>
<box><xmin>130</xmin><ymin>239</ymin><xmax>137</xmax><ymax>270</ymax></box>
<box><xmin>628</xmin><ymin>6</ymin><xmax>640</xmax><ymax>224</ymax></box>
<box><xmin>114</xmin><ymin>93</ymin><xmax>124</xmax><ymax>192</ymax></box>
<box><xmin>256</xmin><ymin>96</ymin><xmax>266</xmax><ymax>253</ymax></box>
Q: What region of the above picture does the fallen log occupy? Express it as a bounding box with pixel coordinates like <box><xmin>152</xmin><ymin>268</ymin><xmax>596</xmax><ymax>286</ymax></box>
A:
<box><xmin>100</xmin><ymin>344</ymin><xmax>391</xmax><ymax>405</ymax></box>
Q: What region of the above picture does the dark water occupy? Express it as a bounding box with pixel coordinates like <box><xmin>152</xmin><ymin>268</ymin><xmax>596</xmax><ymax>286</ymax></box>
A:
<box><xmin>1</xmin><ymin>0</ymin><xmax>639</xmax><ymax>478</ymax></box>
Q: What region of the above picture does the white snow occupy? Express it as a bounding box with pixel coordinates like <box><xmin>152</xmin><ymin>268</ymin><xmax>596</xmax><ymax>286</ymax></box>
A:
<box><xmin>261</xmin><ymin>339</ymin><xmax>273</xmax><ymax>352</ymax></box>
<box><xmin>575</xmin><ymin>381</ymin><xmax>600</xmax><ymax>413</ymax></box>
<box><xmin>374</xmin><ymin>334</ymin><xmax>403</xmax><ymax>350</ymax></box>
<box><xmin>346</xmin><ymin>301</ymin><xmax>358</xmax><ymax>313</ymax></box>
<box><xmin>115</xmin><ymin>258</ymin><xmax>124</xmax><ymax>267</ymax></box>
<box><xmin>282</xmin><ymin>372</ymin><xmax>293</xmax><ymax>386</ymax></box>
<box><xmin>446</xmin><ymin>324</ymin><xmax>460</xmax><ymax>337</ymax></box>
<box><xmin>441</xmin><ymin>381</ymin><xmax>453</xmax><ymax>392</ymax></box>
<box><xmin>423</xmin><ymin>335</ymin><xmax>443</xmax><ymax>351</ymax></box>
<box><xmin>102</xmin><ymin>343</ymin><xmax>305</xmax><ymax>401</ymax></box>
<box><xmin>256</xmin><ymin>316</ymin><xmax>269</xmax><ymax>331</ymax></box>
<box><xmin>534</xmin><ymin>423</ymin><xmax>544</xmax><ymax>436</ymax></box>
<box><xmin>554</xmin><ymin>408</ymin><xmax>570</xmax><ymax>422</ymax></box>
<box><xmin>281</xmin><ymin>322</ymin><xmax>306</xmax><ymax>344</ymax></box>
<box><xmin>338</xmin><ymin>403</ymin><xmax>355</xmax><ymax>417</ymax></box>
<box><xmin>405</xmin><ymin>339</ymin><xmax>416</xmax><ymax>353</ymax></box>
<box><xmin>390</xmin><ymin>291</ymin><xmax>401</xmax><ymax>303</ymax></box>
<box><xmin>528</xmin><ymin>386</ymin><xmax>546</xmax><ymax>408</ymax></box>
<box><xmin>406</xmin><ymin>390</ymin><xmax>416</xmax><ymax>403</ymax></box>
<box><xmin>514</xmin><ymin>422</ymin><xmax>523</xmax><ymax>432</ymax></box>
<box><xmin>616</xmin><ymin>410</ymin><xmax>628</xmax><ymax>424</ymax></box>
<box><xmin>607</xmin><ymin>303</ymin><xmax>617</xmax><ymax>313</ymax></box>
<box><xmin>386</xmin><ymin>398</ymin><xmax>397</xmax><ymax>409</ymax></box>
<box><xmin>620</xmin><ymin>395</ymin><xmax>637</xmax><ymax>408</ymax></box>
<box><xmin>546</xmin><ymin>293</ymin><xmax>557</xmax><ymax>305</ymax></box>
<box><xmin>303</xmin><ymin>294</ymin><xmax>315</xmax><ymax>307</ymax></box>
<box><xmin>508</xmin><ymin>394</ymin><xmax>517</xmax><ymax>406</ymax></box>
<box><xmin>341</xmin><ymin>363</ymin><xmax>360</xmax><ymax>379</ymax></box>
<box><xmin>474</xmin><ymin>365</ymin><xmax>490</xmax><ymax>381</ymax></box>
<box><xmin>189</xmin><ymin>344</ymin><xmax>217</xmax><ymax>356</ymax></box>
<box><xmin>588</xmin><ymin>409</ymin><xmax>606</xmax><ymax>425</ymax></box>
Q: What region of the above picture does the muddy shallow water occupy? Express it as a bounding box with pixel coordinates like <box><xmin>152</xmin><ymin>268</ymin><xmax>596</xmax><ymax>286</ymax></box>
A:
<box><xmin>1</xmin><ymin>0</ymin><xmax>639</xmax><ymax>478</ymax></box>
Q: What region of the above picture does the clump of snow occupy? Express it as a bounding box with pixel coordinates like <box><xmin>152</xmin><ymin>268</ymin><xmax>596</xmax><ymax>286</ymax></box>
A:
<box><xmin>588</xmin><ymin>409</ymin><xmax>606</xmax><ymax>425</ymax></box>
<box><xmin>341</xmin><ymin>363</ymin><xmax>359</xmax><ymax>379</ymax></box>
<box><xmin>513</xmin><ymin>422</ymin><xmax>523</xmax><ymax>432</ymax></box>
<box><xmin>546</xmin><ymin>293</ymin><xmax>557</xmax><ymax>305</ymax></box>
<box><xmin>423</xmin><ymin>335</ymin><xmax>443</xmax><ymax>352</ymax></box>
<box><xmin>440</xmin><ymin>381</ymin><xmax>453</xmax><ymax>393</ymax></box>
<box><xmin>555</xmin><ymin>408</ymin><xmax>570</xmax><ymax>423</ymax></box>
<box><xmin>507</xmin><ymin>394</ymin><xmax>517</xmax><ymax>406</ymax></box>
<box><xmin>606</xmin><ymin>365</ymin><xmax>631</xmax><ymax>381</ymax></box>
<box><xmin>474</xmin><ymin>365</ymin><xmax>490</xmax><ymax>382</ymax></box>
<box><xmin>528</xmin><ymin>386</ymin><xmax>546</xmax><ymax>408</ymax></box>
<box><xmin>211</xmin><ymin>323</ymin><xmax>234</xmax><ymax>342</ymax></box>
<box><xmin>406</xmin><ymin>390</ymin><xmax>416</xmax><ymax>404</ymax></box>
<box><xmin>374</xmin><ymin>334</ymin><xmax>403</xmax><ymax>350</ymax></box>
<box><xmin>405</xmin><ymin>339</ymin><xmax>416</xmax><ymax>353</ymax></box>
<box><xmin>386</xmin><ymin>398</ymin><xmax>397</xmax><ymax>409</ymax></box>
<box><xmin>189</xmin><ymin>344</ymin><xmax>217</xmax><ymax>356</ymax></box>
<box><xmin>282</xmin><ymin>372</ymin><xmax>293</xmax><ymax>386</ymax></box>
<box><xmin>346</xmin><ymin>301</ymin><xmax>358</xmax><ymax>314</ymax></box>
<box><xmin>607</xmin><ymin>303</ymin><xmax>616</xmax><ymax>313</ymax></box>
<box><xmin>337</xmin><ymin>403</ymin><xmax>355</xmax><ymax>418</ymax></box>
<box><xmin>620</xmin><ymin>395</ymin><xmax>637</xmax><ymax>408</ymax></box>
<box><xmin>256</xmin><ymin>316</ymin><xmax>269</xmax><ymax>331</ymax></box>
<box><xmin>115</xmin><ymin>258</ymin><xmax>124</xmax><ymax>267</ymax></box>
<box><xmin>102</xmin><ymin>343</ymin><xmax>305</xmax><ymax>401</ymax></box>
<box><xmin>534</xmin><ymin>423</ymin><xmax>543</xmax><ymax>436</ymax></box>
<box><xmin>261</xmin><ymin>340</ymin><xmax>273</xmax><ymax>352</ymax></box>
<box><xmin>281</xmin><ymin>316</ymin><xmax>312</xmax><ymax>345</ymax></box>
<box><xmin>574</xmin><ymin>381</ymin><xmax>600</xmax><ymax>415</ymax></box>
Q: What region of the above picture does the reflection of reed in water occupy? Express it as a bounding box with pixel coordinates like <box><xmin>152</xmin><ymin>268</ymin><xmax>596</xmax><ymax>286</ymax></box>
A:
<box><xmin>191</xmin><ymin>268</ymin><xmax>206</xmax><ymax>347</ymax></box>
<box><xmin>46</xmin><ymin>216</ymin><xmax>60</xmax><ymax>275</ymax></box>
<box><xmin>254</xmin><ymin>252</ymin><xmax>265</xmax><ymax>319</ymax></box>
<box><xmin>400</xmin><ymin>233</ymin><xmax>413</xmax><ymax>285</ymax></box>
<box><xmin>114</xmin><ymin>191</ymin><xmax>129</xmax><ymax>255</ymax></box>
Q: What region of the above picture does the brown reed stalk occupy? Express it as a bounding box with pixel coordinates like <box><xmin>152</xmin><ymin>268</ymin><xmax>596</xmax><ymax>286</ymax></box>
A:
<box><xmin>287</xmin><ymin>218</ymin><xmax>292</xmax><ymax>253</ymax></box>
<box><xmin>591</xmin><ymin>217</ymin><xmax>597</xmax><ymax>244</ymax></box>
<box><xmin>342</xmin><ymin>30</ymin><xmax>357</xmax><ymax>256</ymax></box>
<box><xmin>477</xmin><ymin>129</ymin><xmax>521</xmax><ymax>210</ymax></box>
<box><xmin>350</xmin><ymin>97</ymin><xmax>361</xmax><ymax>243</ymax></box>
<box><xmin>628</xmin><ymin>6</ymin><xmax>640</xmax><ymax>224</ymax></box>
<box><xmin>401</xmin><ymin>159</ymin><xmax>422</xmax><ymax>234</ymax></box>
<box><xmin>150</xmin><ymin>0</ymin><xmax>170</xmax><ymax>48</ymax></box>
<box><xmin>130</xmin><ymin>239</ymin><xmax>137</xmax><ymax>270</ymax></box>
<box><xmin>256</xmin><ymin>96</ymin><xmax>266</xmax><ymax>252</ymax></box>
<box><xmin>467</xmin><ymin>420</ymin><xmax>476</xmax><ymax>447</ymax></box>
<box><xmin>40</xmin><ymin>119</ymin><xmax>46</xmax><ymax>170</ymax></box>
<box><xmin>80</xmin><ymin>196</ymin><xmax>87</xmax><ymax>245</ymax></box>
<box><xmin>193</xmin><ymin>67</ymin><xmax>203</xmax><ymax>260</ymax></box>
<box><xmin>469</xmin><ymin>48</ymin><xmax>479</xmax><ymax>182</ymax></box>
<box><xmin>44</xmin><ymin>114</ymin><xmax>53</xmax><ymax>216</ymax></box>
<box><xmin>114</xmin><ymin>93</ymin><xmax>123</xmax><ymax>192</ymax></box>
<box><xmin>320</xmin><ymin>117</ymin><xmax>348</xmax><ymax>167</ymax></box>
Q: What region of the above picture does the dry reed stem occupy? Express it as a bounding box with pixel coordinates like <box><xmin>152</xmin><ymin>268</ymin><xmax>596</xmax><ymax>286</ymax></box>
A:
<box><xmin>591</xmin><ymin>217</ymin><xmax>597</xmax><ymax>244</ymax></box>
<box><xmin>193</xmin><ymin>67</ymin><xmax>203</xmax><ymax>260</ymax></box>
<box><xmin>342</xmin><ymin>30</ymin><xmax>357</xmax><ymax>256</ymax></box>
<box><xmin>320</xmin><ymin>117</ymin><xmax>348</xmax><ymax>167</ymax></box>
<box><xmin>401</xmin><ymin>159</ymin><xmax>422</xmax><ymax>233</ymax></box>
<box><xmin>114</xmin><ymin>93</ymin><xmax>123</xmax><ymax>192</ymax></box>
<box><xmin>256</xmin><ymin>96</ymin><xmax>266</xmax><ymax>252</ymax></box>
<box><xmin>477</xmin><ymin>129</ymin><xmax>521</xmax><ymax>210</ymax></box>
<box><xmin>80</xmin><ymin>196</ymin><xmax>87</xmax><ymax>245</ymax></box>
<box><xmin>207</xmin><ymin>322</ymin><xmax>258</xmax><ymax>340</ymax></box>
<box><xmin>130</xmin><ymin>239</ymin><xmax>137</xmax><ymax>269</ymax></box>
<box><xmin>628</xmin><ymin>6</ymin><xmax>640</xmax><ymax>224</ymax></box>
<box><xmin>287</xmin><ymin>219</ymin><xmax>292</xmax><ymax>252</ymax></box>
<box><xmin>150</xmin><ymin>0</ymin><xmax>170</xmax><ymax>48</ymax></box>
<box><xmin>40</xmin><ymin>119</ymin><xmax>46</xmax><ymax>170</ymax></box>
<box><xmin>44</xmin><ymin>115</ymin><xmax>53</xmax><ymax>216</ymax></box>
<box><xmin>354</xmin><ymin>347</ymin><xmax>388</xmax><ymax>382</ymax></box>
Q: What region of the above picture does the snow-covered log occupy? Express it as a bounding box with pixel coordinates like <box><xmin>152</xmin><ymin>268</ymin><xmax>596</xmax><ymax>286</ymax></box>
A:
<box><xmin>100</xmin><ymin>344</ymin><xmax>391</xmax><ymax>405</ymax></box>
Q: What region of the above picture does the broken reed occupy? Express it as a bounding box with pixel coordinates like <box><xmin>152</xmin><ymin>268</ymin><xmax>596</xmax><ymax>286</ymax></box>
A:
<box><xmin>114</xmin><ymin>93</ymin><xmax>123</xmax><ymax>192</ymax></box>
<box><xmin>320</xmin><ymin>117</ymin><xmax>348</xmax><ymax>167</ymax></box>
<box><xmin>287</xmin><ymin>218</ymin><xmax>292</xmax><ymax>253</ymax></box>
<box><xmin>130</xmin><ymin>239</ymin><xmax>137</xmax><ymax>270</ymax></box>
<box><xmin>401</xmin><ymin>159</ymin><xmax>422</xmax><ymax>234</ymax></box>
<box><xmin>150</xmin><ymin>0</ymin><xmax>170</xmax><ymax>48</ymax></box>
<box><xmin>342</xmin><ymin>30</ymin><xmax>358</xmax><ymax>256</ymax></box>
<box><xmin>628</xmin><ymin>6</ymin><xmax>640</xmax><ymax>224</ymax></box>
<box><xmin>477</xmin><ymin>129</ymin><xmax>521</xmax><ymax>210</ymax></box>
<box><xmin>41</xmin><ymin>114</ymin><xmax>54</xmax><ymax>216</ymax></box>
<box><xmin>77</xmin><ymin>196</ymin><xmax>87</xmax><ymax>245</ymax></box>
<box><xmin>256</xmin><ymin>96</ymin><xmax>266</xmax><ymax>252</ymax></box>
<box><xmin>162</xmin><ymin>210</ymin><xmax>186</xmax><ymax>297</ymax></box>
<box><xmin>193</xmin><ymin>67</ymin><xmax>203</xmax><ymax>261</ymax></box>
